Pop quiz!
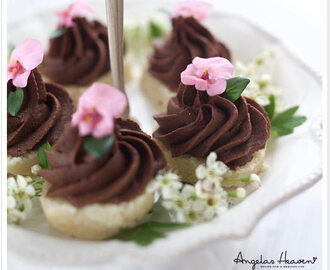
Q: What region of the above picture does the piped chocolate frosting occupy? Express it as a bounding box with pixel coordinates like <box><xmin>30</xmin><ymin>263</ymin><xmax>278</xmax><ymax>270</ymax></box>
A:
<box><xmin>7</xmin><ymin>69</ymin><xmax>74</xmax><ymax>157</ymax></box>
<box><xmin>148</xmin><ymin>16</ymin><xmax>231</xmax><ymax>91</ymax></box>
<box><xmin>41</xmin><ymin>17</ymin><xmax>110</xmax><ymax>85</ymax></box>
<box><xmin>39</xmin><ymin>118</ymin><xmax>167</xmax><ymax>207</ymax></box>
<box><xmin>153</xmin><ymin>84</ymin><xmax>270</xmax><ymax>169</ymax></box>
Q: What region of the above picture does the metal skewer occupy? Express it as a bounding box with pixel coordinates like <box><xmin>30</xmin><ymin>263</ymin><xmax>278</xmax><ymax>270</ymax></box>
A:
<box><xmin>105</xmin><ymin>0</ymin><xmax>129</xmax><ymax>117</ymax></box>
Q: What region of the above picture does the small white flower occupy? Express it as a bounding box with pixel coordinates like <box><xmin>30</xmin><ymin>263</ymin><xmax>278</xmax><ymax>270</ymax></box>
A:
<box><xmin>163</xmin><ymin>196</ymin><xmax>191</xmax><ymax>212</ymax></box>
<box><xmin>181</xmin><ymin>184</ymin><xmax>195</xmax><ymax>198</ymax></box>
<box><xmin>196</xmin><ymin>164</ymin><xmax>207</xmax><ymax>179</ymax></box>
<box><xmin>7</xmin><ymin>177</ymin><xmax>18</xmax><ymax>194</ymax></box>
<box><xmin>147</xmin><ymin>171</ymin><xmax>183</xmax><ymax>198</ymax></box>
<box><xmin>26</xmin><ymin>185</ymin><xmax>36</xmax><ymax>197</ymax></box>
<box><xmin>236</xmin><ymin>188</ymin><xmax>246</xmax><ymax>199</ymax></box>
<box><xmin>7</xmin><ymin>175</ymin><xmax>39</xmax><ymax>224</ymax></box>
<box><xmin>191</xmin><ymin>199</ymin><xmax>205</xmax><ymax>212</ymax></box>
<box><xmin>196</xmin><ymin>152</ymin><xmax>228</xmax><ymax>180</ymax></box>
<box><xmin>250</xmin><ymin>174</ymin><xmax>261</xmax><ymax>185</ymax></box>
<box><xmin>235</xmin><ymin>50</ymin><xmax>280</xmax><ymax>105</ymax></box>
<box><xmin>31</xmin><ymin>164</ymin><xmax>42</xmax><ymax>176</ymax></box>
<box><xmin>179</xmin><ymin>209</ymin><xmax>204</xmax><ymax>224</ymax></box>
<box><xmin>195</xmin><ymin>178</ymin><xmax>220</xmax><ymax>199</ymax></box>
<box><xmin>162</xmin><ymin>184</ymin><xmax>195</xmax><ymax>211</ymax></box>
<box><xmin>203</xmin><ymin>207</ymin><xmax>217</xmax><ymax>220</ymax></box>
<box><xmin>7</xmin><ymin>196</ymin><xmax>16</xmax><ymax>209</ymax></box>
<box><xmin>17</xmin><ymin>175</ymin><xmax>27</xmax><ymax>188</ymax></box>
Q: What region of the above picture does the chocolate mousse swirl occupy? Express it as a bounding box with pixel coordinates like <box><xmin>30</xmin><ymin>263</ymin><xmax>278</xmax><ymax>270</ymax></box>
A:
<box><xmin>149</xmin><ymin>16</ymin><xmax>231</xmax><ymax>91</ymax></box>
<box><xmin>39</xmin><ymin>118</ymin><xmax>167</xmax><ymax>207</ymax></box>
<box><xmin>153</xmin><ymin>84</ymin><xmax>270</xmax><ymax>169</ymax></box>
<box><xmin>41</xmin><ymin>17</ymin><xmax>110</xmax><ymax>85</ymax></box>
<box><xmin>7</xmin><ymin>69</ymin><xmax>74</xmax><ymax>157</ymax></box>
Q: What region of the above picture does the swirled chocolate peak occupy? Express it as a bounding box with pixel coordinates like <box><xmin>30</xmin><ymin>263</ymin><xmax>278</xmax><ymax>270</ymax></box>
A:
<box><xmin>40</xmin><ymin>17</ymin><xmax>110</xmax><ymax>85</ymax></box>
<box><xmin>148</xmin><ymin>16</ymin><xmax>231</xmax><ymax>91</ymax></box>
<box><xmin>39</xmin><ymin>118</ymin><xmax>167</xmax><ymax>207</ymax></box>
<box><xmin>153</xmin><ymin>84</ymin><xmax>270</xmax><ymax>169</ymax></box>
<box><xmin>7</xmin><ymin>69</ymin><xmax>74</xmax><ymax>157</ymax></box>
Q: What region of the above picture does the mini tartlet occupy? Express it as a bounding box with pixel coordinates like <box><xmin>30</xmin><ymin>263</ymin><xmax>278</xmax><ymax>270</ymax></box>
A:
<box><xmin>38</xmin><ymin>83</ymin><xmax>166</xmax><ymax>240</ymax></box>
<box><xmin>7</xmin><ymin>39</ymin><xmax>73</xmax><ymax>176</ymax></box>
<box><xmin>40</xmin><ymin>1</ymin><xmax>131</xmax><ymax>104</ymax></box>
<box><xmin>141</xmin><ymin>1</ymin><xmax>231</xmax><ymax>112</ymax></box>
<box><xmin>153</xmin><ymin>57</ymin><xmax>270</xmax><ymax>187</ymax></box>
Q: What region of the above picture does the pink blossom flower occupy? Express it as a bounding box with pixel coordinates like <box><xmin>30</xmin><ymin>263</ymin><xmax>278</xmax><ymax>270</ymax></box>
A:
<box><xmin>72</xmin><ymin>82</ymin><xmax>127</xmax><ymax>138</ymax></box>
<box><xmin>181</xmin><ymin>57</ymin><xmax>234</xmax><ymax>96</ymax></box>
<box><xmin>56</xmin><ymin>1</ymin><xmax>94</xmax><ymax>28</ymax></box>
<box><xmin>7</xmin><ymin>38</ymin><xmax>44</xmax><ymax>88</ymax></box>
<box><xmin>171</xmin><ymin>1</ymin><xmax>212</xmax><ymax>22</ymax></box>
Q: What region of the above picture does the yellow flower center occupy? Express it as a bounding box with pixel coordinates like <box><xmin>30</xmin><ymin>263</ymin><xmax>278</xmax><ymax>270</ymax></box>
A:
<box><xmin>207</xmin><ymin>198</ymin><xmax>216</xmax><ymax>206</ymax></box>
<box><xmin>85</xmin><ymin>115</ymin><xmax>92</xmax><ymax>122</ymax></box>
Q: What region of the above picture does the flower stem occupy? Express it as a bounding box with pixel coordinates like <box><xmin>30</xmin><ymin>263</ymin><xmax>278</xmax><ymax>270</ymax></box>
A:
<box><xmin>222</xmin><ymin>175</ymin><xmax>252</xmax><ymax>184</ymax></box>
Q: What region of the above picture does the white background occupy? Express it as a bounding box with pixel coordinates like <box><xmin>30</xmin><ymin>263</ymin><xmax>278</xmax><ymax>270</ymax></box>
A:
<box><xmin>7</xmin><ymin>0</ymin><xmax>324</xmax><ymax>269</ymax></box>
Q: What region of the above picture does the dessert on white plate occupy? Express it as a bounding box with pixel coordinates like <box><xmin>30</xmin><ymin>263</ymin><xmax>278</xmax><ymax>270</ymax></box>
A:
<box><xmin>38</xmin><ymin>83</ymin><xmax>166</xmax><ymax>240</ymax></box>
<box><xmin>6</xmin><ymin>1</ymin><xmax>320</xmax><ymax>265</ymax></box>
<box><xmin>141</xmin><ymin>1</ymin><xmax>231</xmax><ymax>112</ymax></box>
<box><xmin>7</xmin><ymin>38</ymin><xmax>73</xmax><ymax>176</ymax></box>
<box><xmin>153</xmin><ymin>56</ymin><xmax>270</xmax><ymax>186</ymax></box>
<box><xmin>40</xmin><ymin>1</ymin><xmax>131</xmax><ymax>105</ymax></box>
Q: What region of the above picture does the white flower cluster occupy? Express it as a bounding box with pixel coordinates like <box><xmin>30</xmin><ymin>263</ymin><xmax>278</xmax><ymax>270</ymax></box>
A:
<box><xmin>7</xmin><ymin>165</ymin><xmax>43</xmax><ymax>224</ymax></box>
<box><xmin>235</xmin><ymin>50</ymin><xmax>281</xmax><ymax>107</ymax></box>
<box><xmin>148</xmin><ymin>153</ymin><xmax>260</xmax><ymax>224</ymax></box>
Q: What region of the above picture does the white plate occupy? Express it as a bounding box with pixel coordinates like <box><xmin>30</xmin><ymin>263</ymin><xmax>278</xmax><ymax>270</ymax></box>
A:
<box><xmin>7</xmin><ymin>2</ymin><xmax>322</xmax><ymax>266</ymax></box>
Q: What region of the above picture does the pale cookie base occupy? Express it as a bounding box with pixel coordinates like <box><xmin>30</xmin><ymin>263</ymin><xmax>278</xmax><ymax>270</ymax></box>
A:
<box><xmin>40</xmin><ymin>190</ymin><xmax>154</xmax><ymax>240</ymax></box>
<box><xmin>42</xmin><ymin>61</ymin><xmax>132</xmax><ymax>106</ymax></box>
<box><xmin>155</xmin><ymin>140</ymin><xmax>266</xmax><ymax>188</ymax></box>
<box><xmin>7</xmin><ymin>151</ymin><xmax>38</xmax><ymax>176</ymax></box>
<box><xmin>140</xmin><ymin>70</ymin><xmax>176</xmax><ymax>113</ymax></box>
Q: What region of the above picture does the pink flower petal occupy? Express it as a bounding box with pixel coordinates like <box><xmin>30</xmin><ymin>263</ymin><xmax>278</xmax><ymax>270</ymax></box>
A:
<box><xmin>194</xmin><ymin>77</ymin><xmax>208</xmax><ymax>91</ymax></box>
<box><xmin>7</xmin><ymin>69</ymin><xmax>15</xmax><ymax>82</ymax></box>
<box><xmin>93</xmin><ymin>117</ymin><xmax>114</xmax><ymax>138</ymax></box>
<box><xmin>69</xmin><ymin>1</ymin><xmax>94</xmax><ymax>17</ymax></box>
<box><xmin>12</xmin><ymin>39</ymin><xmax>44</xmax><ymax>70</ymax></box>
<box><xmin>208</xmin><ymin>58</ymin><xmax>234</xmax><ymax>79</ymax></box>
<box><xmin>207</xmin><ymin>79</ymin><xmax>227</xmax><ymax>96</ymax></box>
<box><xmin>78</xmin><ymin>120</ymin><xmax>94</xmax><ymax>137</ymax></box>
<box><xmin>73</xmin><ymin>82</ymin><xmax>127</xmax><ymax>137</ymax></box>
<box><xmin>181</xmin><ymin>56</ymin><xmax>234</xmax><ymax>97</ymax></box>
<box><xmin>11</xmin><ymin>70</ymin><xmax>31</xmax><ymax>88</ymax></box>
<box><xmin>181</xmin><ymin>64</ymin><xmax>199</xmax><ymax>85</ymax></box>
<box><xmin>57</xmin><ymin>1</ymin><xmax>94</xmax><ymax>28</ymax></box>
<box><xmin>171</xmin><ymin>1</ymin><xmax>212</xmax><ymax>22</ymax></box>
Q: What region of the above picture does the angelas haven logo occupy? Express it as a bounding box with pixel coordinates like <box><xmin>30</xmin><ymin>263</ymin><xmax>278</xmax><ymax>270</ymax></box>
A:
<box><xmin>233</xmin><ymin>251</ymin><xmax>317</xmax><ymax>269</ymax></box>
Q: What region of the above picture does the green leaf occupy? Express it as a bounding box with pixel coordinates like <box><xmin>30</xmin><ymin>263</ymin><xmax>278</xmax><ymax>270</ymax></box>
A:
<box><xmin>271</xmin><ymin>106</ymin><xmax>299</xmax><ymax>126</ymax></box>
<box><xmin>269</xmin><ymin>101</ymin><xmax>307</xmax><ymax>137</ymax></box>
<box><xmin>8</xmin><ymin>88</ymin><xmax>24</xmax><ymax>116</ymax></box>
<box><xmin>222</xmin><ymin>77</ymin><xmax>250</xmax><ymax>102</ymax></box>
<box><xmin>149</xmin><ymin>21</ymin><xmax>165</xmax><ymax>39</ymax></box>
<box><xmin>49</xmin><ymin>28</ymin><xmax>67</xmax><ymax>39</ymax></box>
<box><xmin>109</xmin><ymin>221</ymin><xmax>189</xmax><ymax>246</ymax></box>
<box><xmin>83</xmin><ymin>134</ymin><xmax>114</xmax><ymax>159</ymax></box>
<box><xmin>38</xmin><ymin>142</ymin><xmax>53</xmax><ymax>169</ymax></box>
<box><xmin>270</xmin><ymin>126</ymin><xmax>294</xmax><ymax>136</ymax></box>
<box><xmin>263</xmin><ymin>94</ymin><xmax>275</xmax><ymax>120</ymax></box>
<box><xmin>144</xmin><ymin>221</ymin><xmax>189</xmax><ymax>230</ymax></box>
